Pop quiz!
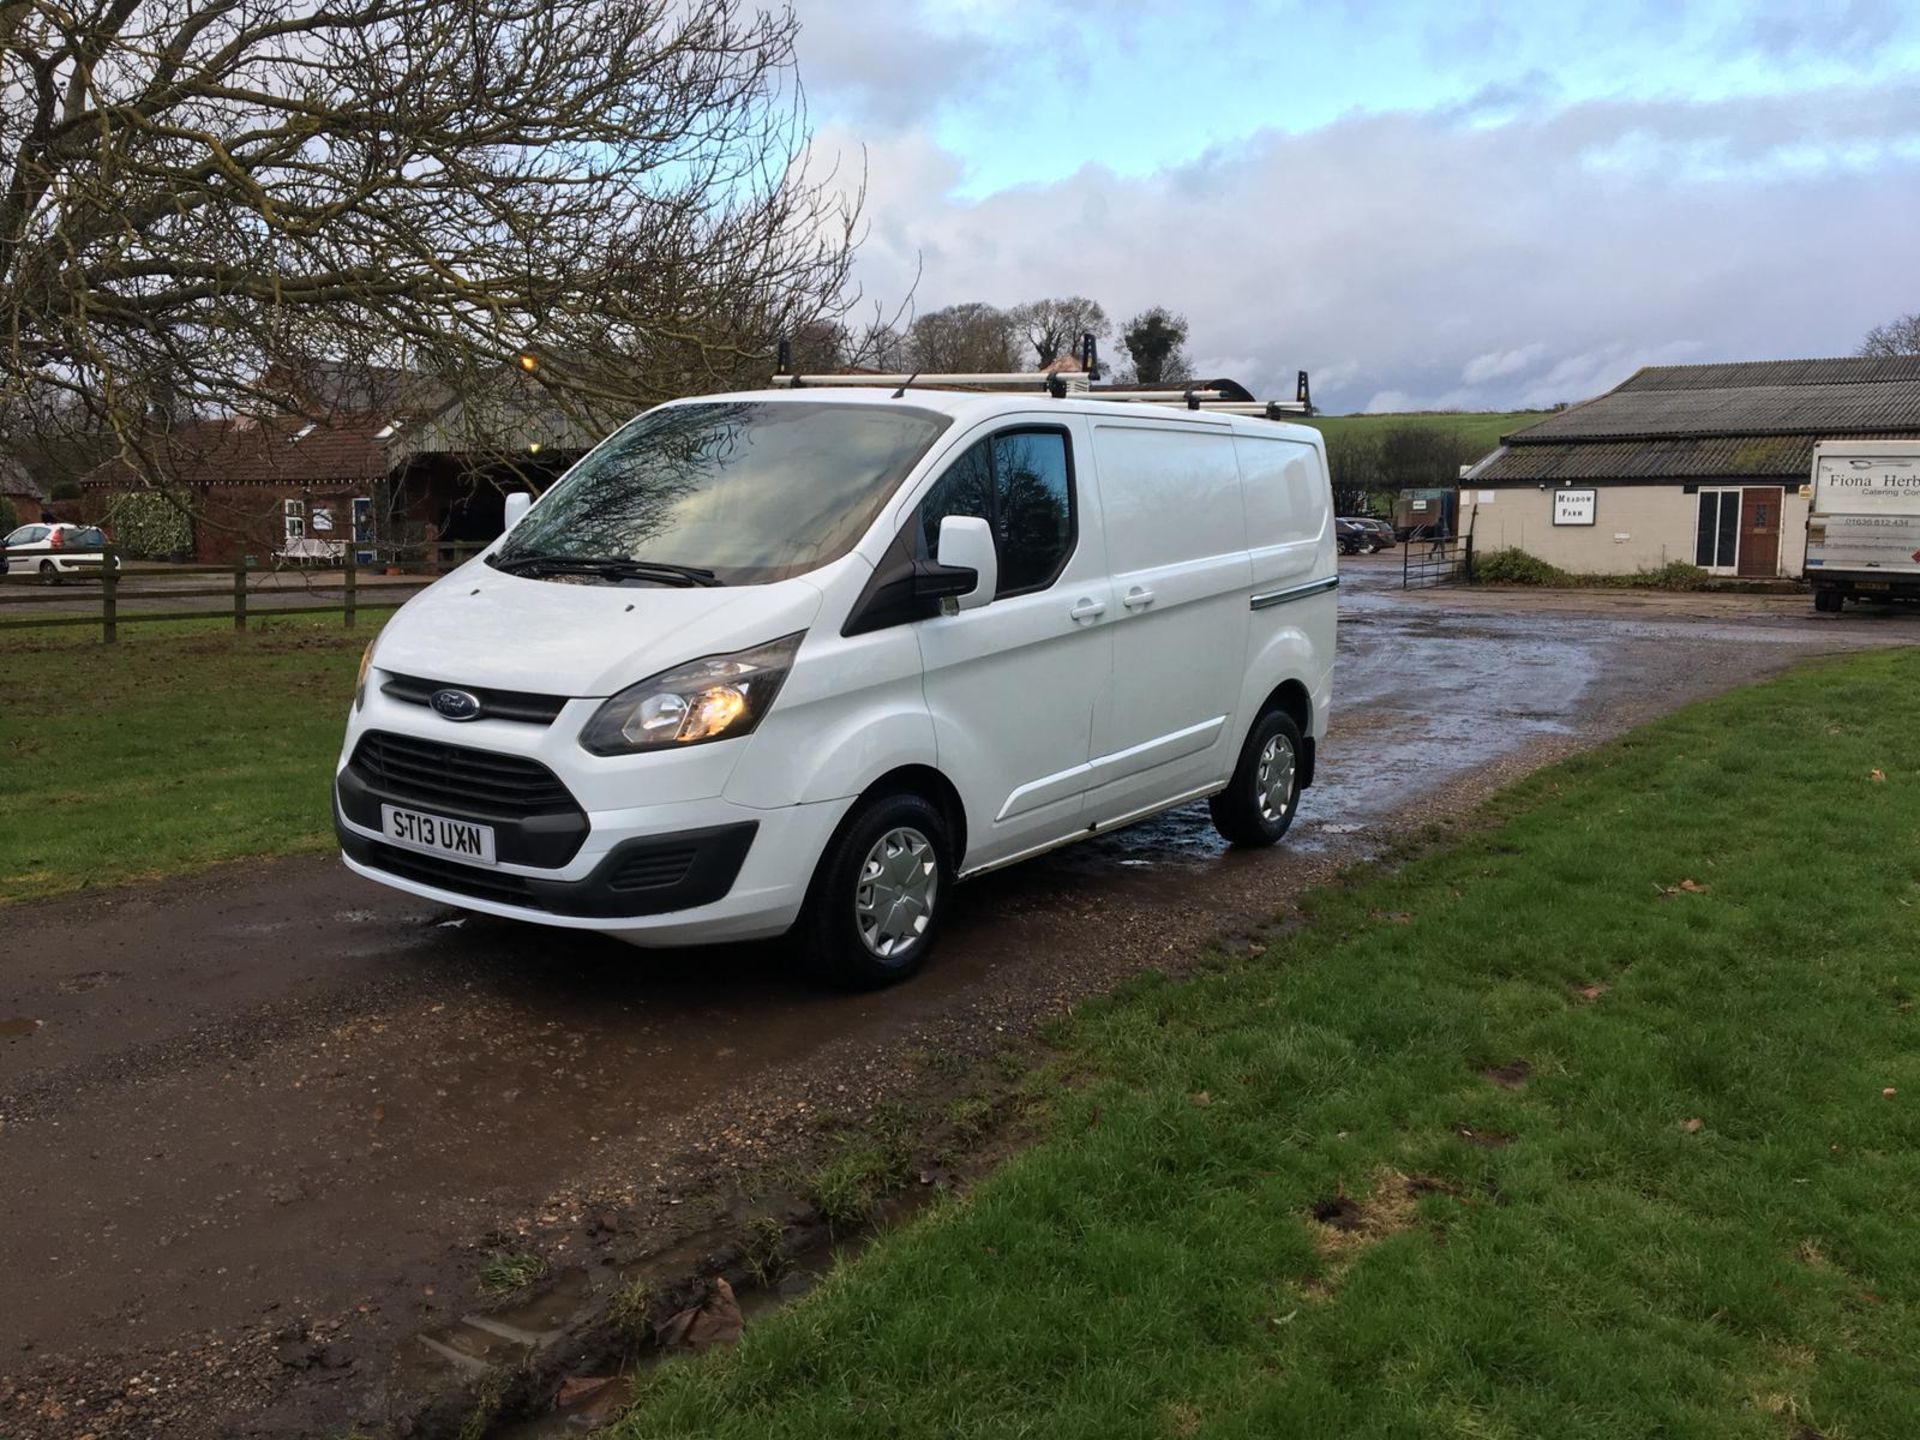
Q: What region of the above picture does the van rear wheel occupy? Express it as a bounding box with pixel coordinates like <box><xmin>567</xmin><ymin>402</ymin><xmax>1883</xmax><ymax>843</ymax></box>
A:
<box><xmin>1210</xmin><ymin>709</ymin><xmax>1305</xmax><ymax>847</ymax></box>
<box><xmin>800</xmin><ymin>791</ymin><xmax>953</xmax><ymax>989</ymax></box>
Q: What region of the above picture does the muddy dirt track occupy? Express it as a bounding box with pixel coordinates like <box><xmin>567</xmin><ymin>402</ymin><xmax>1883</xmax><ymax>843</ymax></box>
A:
<box><xmin>2</xmin><ymin>557</ymin><xmax>1912</xmax><ymax>1438</ymax></box>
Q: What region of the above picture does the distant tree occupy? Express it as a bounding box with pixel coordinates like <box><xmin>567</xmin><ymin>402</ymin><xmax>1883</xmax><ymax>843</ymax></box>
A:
<box><xmin>1009</xmin><ymin>297</ymin><xmax>1109</xmax><ymax>369</ymax></box>
<box><xmin>1858</xmin><ymin>312</ymin><xmax>1920</xmax><ymax>357</ymax></box>
<box><xmin>1119</xmin><ymin>307</ymin><xmax>1192</xmax><ymax>385</ymax></box>
<box><xmin>1324</xmin><ymin>423</ymin><xmax>1489</xmax><ymax>515</ymax></box>
<box><xmin>0</xmin><ymin>0</ymin><xmax>863</xmax><ymax>482</ymax></box>
<box><xmin>0</xmin><ymin>497</ymin><xmax>16</xmax><ymax>533</ymax></box>
<box><xmin>907</xmin><ymin>304</ymin><xmax>1020</xmax><ymax>373</ymax></box>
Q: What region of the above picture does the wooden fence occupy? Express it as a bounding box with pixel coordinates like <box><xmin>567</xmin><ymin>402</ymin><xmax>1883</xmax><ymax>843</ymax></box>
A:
<box><xmin>0</xmin><ymin>544</ymin><xmax>488</xmax><ymax>642</ymax></box>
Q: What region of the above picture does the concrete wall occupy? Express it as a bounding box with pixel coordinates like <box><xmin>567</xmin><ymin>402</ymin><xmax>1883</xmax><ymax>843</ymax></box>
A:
<box><xmin>1463</xmin><ymin>483</ymin><xmax>1808</xmax><ymax>577</ymax></box>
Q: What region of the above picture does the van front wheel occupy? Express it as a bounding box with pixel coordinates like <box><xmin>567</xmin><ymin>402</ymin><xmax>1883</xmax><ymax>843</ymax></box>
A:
<box><xmin>1209</xmin><ymin>709</ymin><xmax>1305</xmax><ymax>847</ymax></box>
<box><xmin>801</xmin><ymin>792</ymin><xmax>953</xmax><ymax>988</ymax></box>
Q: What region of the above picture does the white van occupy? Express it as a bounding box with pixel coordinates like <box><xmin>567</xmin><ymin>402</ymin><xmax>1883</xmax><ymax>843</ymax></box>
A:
<box><xmin>334</xmin><ymin>386</ymin><xmax>1337</xmax><ymax>985</ymax></box>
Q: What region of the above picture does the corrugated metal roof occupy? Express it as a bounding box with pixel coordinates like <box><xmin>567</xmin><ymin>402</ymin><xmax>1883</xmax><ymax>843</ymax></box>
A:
<box><xmin>1507</xmin><ymin>372</ymin><xmax>1920</xmax><ymax>444</ymax></box>
<box><xmin>1615</xmin><ymin>356</ymin><xmax>1920</xmax><ymax>392</ymax></box>
<box><xmin>1471</xmin><ymin>431</ymin><xmax>1920</xmax><ymax>484</ymax></box>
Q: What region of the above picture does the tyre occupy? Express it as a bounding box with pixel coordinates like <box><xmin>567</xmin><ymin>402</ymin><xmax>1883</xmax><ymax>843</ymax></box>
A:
<box><xmin>38</xmin><ymin>559</ymin><xmax>59</xmax><ymax>586</ymax></box>
<box><xmin>1813</xmin><ymin>588</ymin><xmax>1843</xmax><ymax>614</ymax></box>
<box><xmin>800</xmin><ymin>790</ymin><xmax>953</xmax><ymax>988</ymax></box>
<box><xmin>1209</xmin><ymin>708</ymin><xmax>1306</xmax><ymax>847</ymax></box>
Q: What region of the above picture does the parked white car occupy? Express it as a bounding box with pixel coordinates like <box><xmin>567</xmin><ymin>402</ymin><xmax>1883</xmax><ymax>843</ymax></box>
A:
<box><xmin>335</xmin><ymin>387</ymin><xmax>1337</xmax><ymax>985</ymax></box>
<box><xmin>1</xmin><ymin>523</ymin><xmax>118</xmax><ymax>582</ymax></box>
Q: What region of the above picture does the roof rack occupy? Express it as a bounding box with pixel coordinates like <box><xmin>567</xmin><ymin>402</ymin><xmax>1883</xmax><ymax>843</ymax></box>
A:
<box><xmin>772</xmin><ymin>334</ymin><xmax>1313</xmax><ymax>419</ymax></box>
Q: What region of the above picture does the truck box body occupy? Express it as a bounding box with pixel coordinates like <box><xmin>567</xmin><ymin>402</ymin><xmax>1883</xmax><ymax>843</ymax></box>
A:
<box><xmin>1803</xmin><ymin>440</ymin><xmax>1920</xmax><ymax>608</ymax></box>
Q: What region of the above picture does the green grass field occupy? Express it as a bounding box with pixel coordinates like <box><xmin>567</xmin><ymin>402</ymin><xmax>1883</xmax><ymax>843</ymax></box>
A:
<box><xmin>1299</xmin><ymin>409</ymin><xmax>1547</xmax><ymax>454</ymax></box>
<box><xmin>613</xmin><ymin>649</ymin><xmax>1920</xmax><ymax>1439</ymax></box>
<box><xmin>0</xmin><ymin>618</ymin><xmax>378</xmax><ymax>903</ymax></box>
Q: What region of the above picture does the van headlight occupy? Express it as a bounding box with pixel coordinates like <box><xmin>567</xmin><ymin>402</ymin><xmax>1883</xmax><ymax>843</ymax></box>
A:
<box><xmin>580</xmin><ymin>632</ymin><xmax>804</xmax><ymax>755</ymax></box>
<box><xmin>354</xmin><ymin>640</ymin><xmax>375</xmax><ymax>711</ymax></box>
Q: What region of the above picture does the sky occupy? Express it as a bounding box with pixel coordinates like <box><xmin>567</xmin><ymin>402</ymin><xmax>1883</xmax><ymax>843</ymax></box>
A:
<box><xmin>787</xmin><ymin>0</ymin><xmax>1920</xmax><ymax>413</ymax></box>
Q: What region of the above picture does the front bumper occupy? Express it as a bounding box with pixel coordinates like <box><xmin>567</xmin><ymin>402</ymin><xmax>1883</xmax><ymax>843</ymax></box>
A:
<box><xmin>335</xmin><ymin>804</ymin><xmax>759</xmax><ymax>918</ymax></box>
<box><xmin>335</xmin><ymin>790</ymin><xmax>846</xmax><ymax>944</ymax></box>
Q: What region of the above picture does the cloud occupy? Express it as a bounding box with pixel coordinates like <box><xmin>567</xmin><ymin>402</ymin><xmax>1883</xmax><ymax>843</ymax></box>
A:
<box><xmin>809</xmin><ymin>85</ymin><xmax>1920</xmax><ymax>412</ymax></box>
<box><xmin>786</xmin><ymin>1</ymin><xmax>1004</xmax><ymax>127</ymax></box>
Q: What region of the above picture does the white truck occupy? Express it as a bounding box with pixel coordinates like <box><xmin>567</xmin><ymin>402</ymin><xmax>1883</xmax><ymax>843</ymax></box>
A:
<box><xmin>1803</xmin><ymin>439</ymin><xmax>1920</xmax><ymax>612</ymax></box>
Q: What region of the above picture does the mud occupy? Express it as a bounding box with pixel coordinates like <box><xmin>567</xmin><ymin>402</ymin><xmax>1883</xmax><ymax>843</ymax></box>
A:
<box><xmin>1</xmin><ymin>553</ymin><xmax>1910</xmax><ymax>1439</ymax></box>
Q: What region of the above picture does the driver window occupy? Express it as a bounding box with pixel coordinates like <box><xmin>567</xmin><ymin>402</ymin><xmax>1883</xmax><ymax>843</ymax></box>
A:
<box><xmin>918</xmin><ymin>439</ymin><xmax>990</xmax><ymax>559</ymax></box>
<box><xmin>914</xmin><ymin>428</ymin><xmax>1074</xmax><ymax>597</ymax></box>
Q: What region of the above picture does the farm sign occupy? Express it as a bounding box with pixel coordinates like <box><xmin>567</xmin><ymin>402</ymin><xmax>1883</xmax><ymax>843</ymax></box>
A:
<box><xmin>1553</xmin><ymin>488</ymin><xmax>1597</xmax><ymax>526</ymax></box>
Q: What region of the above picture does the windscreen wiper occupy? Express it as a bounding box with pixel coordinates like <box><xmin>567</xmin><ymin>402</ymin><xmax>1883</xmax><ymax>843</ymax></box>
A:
<box><xmin>489</xmin><ymin>552</ymin><xmax>724</xmax><ymax>587</ymax></box>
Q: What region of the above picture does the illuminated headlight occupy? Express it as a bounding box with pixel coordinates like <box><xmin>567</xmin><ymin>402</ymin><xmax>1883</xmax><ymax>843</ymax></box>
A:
<box><xmin>579</xmin><ymin>632</ymin><xmax>804</xmax><ymax>755</ymax></box>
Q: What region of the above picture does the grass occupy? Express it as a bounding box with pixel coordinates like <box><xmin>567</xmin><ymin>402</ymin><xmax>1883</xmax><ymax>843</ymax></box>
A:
<box><xmin>0</xmin><ymin>617</ymin><xmax>379</xmax><ymax>904</ymax></box>
<box><xmin>1299</xmin><ymin>409</ymin><xmax>1547</xmax><ymax>453</ymax></box>
<box><xmin>477</xmin><ymin>1249</ymin><xmax>548</xmax><ymax>1296</ymax></box>
<box><xmin>610</xmin><ymin>648</ymin><xmax>1920</xmax><ymax>1439</ymax></box>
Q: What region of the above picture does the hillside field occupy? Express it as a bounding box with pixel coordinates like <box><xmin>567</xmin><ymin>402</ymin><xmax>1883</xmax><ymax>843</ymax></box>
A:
<box><xmin>1298</xmin><ymin>409</ymin><xmax>1548</xmax><ymax>457</ymax></box>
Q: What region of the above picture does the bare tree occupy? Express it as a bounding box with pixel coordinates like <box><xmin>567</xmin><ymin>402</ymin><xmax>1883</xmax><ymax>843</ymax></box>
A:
<box><xmin>1118</xmin><ymin>306</ymin><xmax>1192</xmax><ymax>385</ymax></box>
<box><xmin>0</xmin><ymin>0</ymin><xmax>865</xmax><ymax>474</ymax></box>
<box><xmin>906</xmin><ymin>302</ymin><xmax>1018</xmax><ymax>373</ymax></box>
<box><xmin>1009</xmin><ymin>296</ymin><xmax>1108</xmax><ymax>369</ymax></box>
<box><xmin>1858</xmin><ymin>312</ymin><xmax>1920</xmax><ymax>357</ymax></box>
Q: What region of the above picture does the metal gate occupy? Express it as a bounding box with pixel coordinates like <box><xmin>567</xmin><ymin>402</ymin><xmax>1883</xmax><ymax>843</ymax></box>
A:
<box><xmin>1403</xmin><ymin>529</ymin><xmax>1475</xmax><ymax>589</ymax></box>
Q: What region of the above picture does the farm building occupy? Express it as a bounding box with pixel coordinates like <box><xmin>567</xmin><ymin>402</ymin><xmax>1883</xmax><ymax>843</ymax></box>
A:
<box><xmin>1</xmin><ymin>456</ymin><xmax>46</xmax><ymax>523</ymax></box>
<box><xmin>82</xmin><ymin>413</ymin><xmax>391</xmax><ymax>564</ymax></box>
<box><xmin>79</xmin><ymin>361</ymin><xmax>622</xmax><ymax>563</ymax></box>
<box><xmin>1461</xmin><ymin>356</ymin><xmax>1920</xmax><ymax>578</ymax></box>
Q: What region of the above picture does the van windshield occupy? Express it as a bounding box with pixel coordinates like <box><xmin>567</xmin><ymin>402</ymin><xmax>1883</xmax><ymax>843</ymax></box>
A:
<box><xmin>491</xmin><ymin>400</ymin><xmax>950</xmax><ymax>586</ymax></box>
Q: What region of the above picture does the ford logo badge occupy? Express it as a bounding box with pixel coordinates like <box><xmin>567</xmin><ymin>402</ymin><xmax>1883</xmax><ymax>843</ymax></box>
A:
<box><xmin>430</xmin><ymin>688</ymin><xmax>482</xmax><ymax>722</ymax></box>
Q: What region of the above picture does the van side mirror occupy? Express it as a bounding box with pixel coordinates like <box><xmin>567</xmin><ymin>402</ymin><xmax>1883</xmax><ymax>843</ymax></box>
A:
<box><xmin>931</xmin><ymin>515</ymin><xmax>996</xmax><ymax>611</ymax></box>
<box><xmin>503</xmin><ymin>492</ymin><xmax>533</xmax><ymax>531</ymax></box>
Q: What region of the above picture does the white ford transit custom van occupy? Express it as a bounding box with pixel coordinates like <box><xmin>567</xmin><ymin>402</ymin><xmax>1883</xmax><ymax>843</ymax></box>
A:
<box><xmin>334</xmin><ymin>386</ymin><xmax>1337</xmax><ymax>985</ymax></box>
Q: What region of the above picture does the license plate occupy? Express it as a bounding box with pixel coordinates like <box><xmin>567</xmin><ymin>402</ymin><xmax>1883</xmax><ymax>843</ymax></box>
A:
<box><xmin>1855</xmin><ymin>581</ymin><xmax>1891</xmax><ymax>592</ymax></box>
<box><xmin>380</xmin><ymin>804</ymin><xmax>497</xmax><ymax>865</ymax></box>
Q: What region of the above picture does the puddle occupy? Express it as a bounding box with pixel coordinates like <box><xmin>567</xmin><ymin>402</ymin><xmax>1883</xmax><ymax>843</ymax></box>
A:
<box><xmin>1</xmin><ymin>1017</ymin><xmax>41</xmax><ymax>1038</ymax></box>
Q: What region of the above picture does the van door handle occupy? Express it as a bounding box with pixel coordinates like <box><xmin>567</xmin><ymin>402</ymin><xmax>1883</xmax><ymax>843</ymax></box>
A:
<box><xmin>1122</xmin><ymin>585</ymin><xmax>1157</xmax><ymax>611</ymax></box>
<box><xmin>1068</xmin><ymin>598</ymin><xmax>1106</xmax><ymax>623</ymax></box>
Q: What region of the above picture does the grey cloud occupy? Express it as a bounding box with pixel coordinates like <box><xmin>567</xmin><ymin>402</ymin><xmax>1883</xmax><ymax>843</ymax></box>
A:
<box><xmin>787</xmin><ymin>2</ymin><xmax>999</xmax><ymax>127</ymax></box>
<box><xmin>821</xmin><ymin>84</ymin><xmax>1920</xmax><ymax>413</ymax></box>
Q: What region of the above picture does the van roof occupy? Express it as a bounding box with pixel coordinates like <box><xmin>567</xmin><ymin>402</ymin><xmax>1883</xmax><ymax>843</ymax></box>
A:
<box><xmin>685</xmin><ymin>387</ymin><xmax>1326</xmax><ymax>448</ymax></box>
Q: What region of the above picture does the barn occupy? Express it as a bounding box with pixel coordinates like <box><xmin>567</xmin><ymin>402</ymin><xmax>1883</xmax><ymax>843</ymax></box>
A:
<box><xmin>1462</xmin><ymin>356</ymin><xmax>1920</xmax><ymax>579</ymax></box>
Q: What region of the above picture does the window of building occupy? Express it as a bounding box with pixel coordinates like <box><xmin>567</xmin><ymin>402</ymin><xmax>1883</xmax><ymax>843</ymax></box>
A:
<box><xmin>1694</xmin><ymin>489</ymin><xmax>1739</xmax><ymax>571</ymax></box>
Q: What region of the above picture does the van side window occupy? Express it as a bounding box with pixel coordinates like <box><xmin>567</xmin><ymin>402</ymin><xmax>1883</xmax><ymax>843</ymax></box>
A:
<box><xmin>992</xmin><ymin>431</ymin><xmax>1071</xmax><ymax>593</ymax></box>
<box><xmin>917</xmin><ymin>427</ymin><xmax>1074</xmax><ymax>597</ymax></box>
<box><xmin>918</xmin><ymin>439</ymin><xmax>992</xmax><ymax>556</ymax></box>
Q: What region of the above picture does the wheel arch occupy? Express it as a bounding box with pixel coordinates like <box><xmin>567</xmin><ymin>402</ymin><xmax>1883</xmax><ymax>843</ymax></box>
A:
<box><xmin>855</xmin><ymin>763</ymin><xmax>970</xmax><ymax>870</ymax></box>
<box><xmin>1252</xmin><ymin>676</ymin><xmax>1316</xmax><ymax>789</ymax></box>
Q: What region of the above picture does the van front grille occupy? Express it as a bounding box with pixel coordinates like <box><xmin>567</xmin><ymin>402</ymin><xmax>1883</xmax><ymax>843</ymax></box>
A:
<box><xmin>380</xmin><ymin>674</ymin><xmax>567</xmax><ymax>726</ymax></box>
<box><xmin>348</xmin><ymin>731</ymin><xmax>577</xmax><ymax>815</ymax></box>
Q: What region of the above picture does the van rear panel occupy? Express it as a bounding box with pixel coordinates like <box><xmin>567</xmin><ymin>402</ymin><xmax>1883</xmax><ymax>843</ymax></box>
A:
<box><xmin>1806</xmin><ymin>443</ymin><xmax>1920</xmax><ymax>590</ymax></box>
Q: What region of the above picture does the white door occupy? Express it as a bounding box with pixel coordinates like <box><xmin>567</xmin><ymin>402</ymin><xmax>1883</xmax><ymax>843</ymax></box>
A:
<box><xmin>1083</xmin><ymin>420</ymin><xmax>1252</xmax><ymax>823</ymax></box>
<box><xmin>912</xmin><ymin>420</ymin><xmax>1115</xmax><ymax>871</ymax></box>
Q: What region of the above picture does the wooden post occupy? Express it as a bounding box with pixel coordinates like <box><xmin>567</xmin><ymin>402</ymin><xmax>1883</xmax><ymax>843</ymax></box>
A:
<box><xmin>343</xmin><ymin>549</ymin><xmax>357</xmax><ymax>629</ymax></box>
<box><xmin>233</xmin><ymin>557</ymin><xmax>248</xmax><ymax>633</ymax></box>
<box><xmin>101</xmin><ymin>547</ymin><xmax>118</xmax><ymax>644</ymax></box>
